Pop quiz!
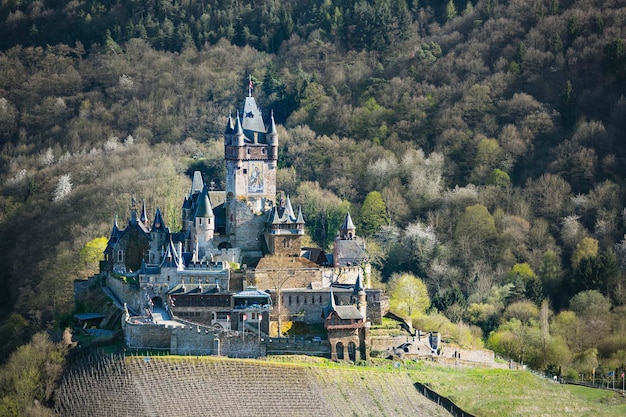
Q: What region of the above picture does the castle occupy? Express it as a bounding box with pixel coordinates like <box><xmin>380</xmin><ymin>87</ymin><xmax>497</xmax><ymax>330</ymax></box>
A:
<box><xmin>101</xmin><ymin>84</ymin><xmax>387</xmax><ymax>361</ymax></box>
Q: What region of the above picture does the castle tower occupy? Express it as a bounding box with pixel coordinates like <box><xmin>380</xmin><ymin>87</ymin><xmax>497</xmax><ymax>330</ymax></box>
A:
<box><xmin>264</xmin><ymin>195</ymin><xmax>306</xmax><ymax>256</ymax></box>
<box><xmin>148</xmin><ymin>207</ymin><xmax>169</xmax><ymax>265</ymax></box>
<box><xmin>192</xmin><ymin>187</ymin><xmax>215</xmax><ymax>252</ymax></box>
<box><xmin>224</xmin><ymin>80</ymin><xmax>277</xmax><ymax>211</ymax></box>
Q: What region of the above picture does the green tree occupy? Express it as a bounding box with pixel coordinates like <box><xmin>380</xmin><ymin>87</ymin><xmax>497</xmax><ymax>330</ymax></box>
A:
<box><xmin>506</xmin><ymin>263</ymin><xmax>542</xmax><ymax>303</ymax></box>
<box><xmin>485</xmin><ymin>168</ymin><xmax>511</xmax><ymax>186</ymax></box>
<box><xmin>466</xmin><ymin>302</ymin><xmax>500</xmax><ymax>335</ymax></box>
<box><xmin>359</xmin><ymin>191</ymin><xmax>389</xmax><ymax>237</ymax></box>
<box><xmin>296</xmin><ymin>181</ymin><xmax>350</xmax><ymax>249</ymax></box>
<box><xmin>571</xmin><ymin>237</ymin><xmax>598</xmax><ymax>269</ymax></box>
<box><xmin>446</xmin><ymin>0</ymin><xmax>458</xmax><ymax>21</ymax></box>
<box><xmin>454</xmin><ymin>204</ymin><xmax>497</xmax><ymax>242</ymax></box>
<box><xmin>388</xmin><ymin>273</ymin><xmax>430</xmax><ymax>318</ymax></box>
<box><xmin>78</xmin><ymin>236</ymin><xmax>108</xmax><ymax>278</ymax></box>
<box><xmin>0</xmin><ymin>332</ymin><xmax>68</xmax><ymax>416</ymax></box>
<box><xmin>539</xmin><ymin>250</ymin><xmax>563</xmax><ymax>303</ymax></box>
<box><xmin>572</xmin><ymin>250</ymin><xmax>618</xmax><ymax>295</ymax></box>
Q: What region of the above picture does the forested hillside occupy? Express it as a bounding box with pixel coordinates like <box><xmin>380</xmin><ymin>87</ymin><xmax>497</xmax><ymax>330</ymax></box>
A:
<box><xmin>1</xmin><ymin>0</ymin><xmax>626</xmax><ymax>414</ymax></box>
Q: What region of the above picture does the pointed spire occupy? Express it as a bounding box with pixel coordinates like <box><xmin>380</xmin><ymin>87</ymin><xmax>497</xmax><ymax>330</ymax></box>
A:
<box><xmin>152</xmin><ymin>207</ymin><xmax>166</xmax><ymax>231</ymax></box>
<box><xmin>323</xmin><ymin>286</ymin><xmax>337</xmax><ymax>318</ymax></box>
<box><xmin>340</xmin><ymin>212</ymin><xmax>356</xmax><ymax>240</ymax></box>
<box><xmin>343</xmin><ymin>212</ymin><xmax>355</xmax><ymax>230</ymax></box>
<box><xmin>224</xmin><ymin>114</ymin><xmax>234</xmax><ymax>135</ymax></box>
<box><xmin>283</xmin><ymin>195</ymin><xmax>295</xmax><ymax>221</ymax></box>
<box><xmin>140</xmin><ymin>200</ymin><xmax>148</xmax><ymax>225</ymax></box>
<box><xmin>235</xmin><ymin>113</ymin><xmax>245</xmax><ymax>145</ymax></box>
<box><xmin>296</xmin><ymin>206</ymin><xmax>305</xmax><ymax>224</ymax></box>
<box><xmin>353</xmin><ymin>273</ymin><xmax>365</xmax><ymax>296</ymax></box>
<box><xmin>162</xmin><ymin>237</ymin><xmax>182</xmax><ymax>269</ymax></box>
<box><xmin>109</xmin><ymin>213</ymin><xmax>120</xmax><ymax>239</ymax></box>
<box><xmin>267</xmin><ymin>207</ymin><xmax>280</xmax><ymax>225</ymax></box>
<box><xmin>190</xmin><ymin>171</ymin><xmax>204</xmax><ymax>196</ymax></box>
<box><xmin>194</xmin><ymin>188</ymin><xmax>214</xmax><ymax>219</ymax></box>
<box><xmin>267</xmin><ymin>111</ymin><xmax>277</xmax><ymax>135</ymax></box>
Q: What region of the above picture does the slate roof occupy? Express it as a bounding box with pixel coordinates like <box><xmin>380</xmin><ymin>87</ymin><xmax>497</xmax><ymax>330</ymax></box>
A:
<box><xmin>333</xmin><ymin>305</ymin><xmax>363</xmax><ymax>320</ymax></box>
<box><xmin>334</xmin><ymin>239</ymin><xmax>367</xmax><ymax>266</ymax></box>
<box><xmin>167</xmin><ymin>283</ymin><xmax>220</xmax><ymax>295</ymax></box>
<box><xmin>255</xmin><ymin>255</ymin><xmax>320</xmax><ymax>270</ymax></box>
<box><xmin>194</xmin><ymin>189</ymin><xmax>214</xmax><ymax>218</ymax></box>
<box><xmin>242</xmin><ymin>95</ymin><xmax>266</xmax><ymax>138</ymax></box>
<box><xmin>342</xmin><ymin>212</ymin><xmax>356</xmax><ymax>231</ymax></box>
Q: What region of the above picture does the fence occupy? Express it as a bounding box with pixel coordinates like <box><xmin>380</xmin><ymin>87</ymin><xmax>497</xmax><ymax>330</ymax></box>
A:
<box><xmin>414</xmin><ymin>381</ymin><xmax>477</xmax><ymax>417</ymax></box>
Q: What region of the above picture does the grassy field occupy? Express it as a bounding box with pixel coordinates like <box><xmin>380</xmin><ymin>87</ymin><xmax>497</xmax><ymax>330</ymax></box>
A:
<box><xmin>406</xmin><ymin>360</ymin><xmax>626</xmax><ymax>417</ymax></box>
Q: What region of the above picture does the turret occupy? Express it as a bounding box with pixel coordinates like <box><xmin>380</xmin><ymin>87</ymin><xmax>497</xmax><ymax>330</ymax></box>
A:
<box><xmin>224</xmin><ymin>114</ymin><xmax>234</xmax><ymax>146</ymax></box>
<box><xmin>140</xmin><ymin>200</ymin><xmax>149</xmax><ymax>227</ymax></box>
<box><xmin>193</xmin><ymin>188</ymin><xmax>215</xmax><ymax>244</ymax></box>
<box><xmin>354</xmin><ymin>273</ymin><xmax>366</xmax><ymax>321</ymax></box>
<box><xmin>235</xmin><ymin>114</ymin><xmax>245</xmax><ymax>147</ymax></box>
<box><xmin>340</xmin><ymin>212</ymin><xmax>356</xmax><ymax>240</ymax></box>
<box><xmin>267</xmin><ymin>111</ymin><xmax>279</xmax><ymax>161</ymax></box>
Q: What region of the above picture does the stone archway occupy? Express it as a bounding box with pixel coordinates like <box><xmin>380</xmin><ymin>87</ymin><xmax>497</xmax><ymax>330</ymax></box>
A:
<box><xmin>218</xmin><ymin>242</ymin><xmax>232</xmax><ymax>250</ymax></box>
<box><xmin>336</xmin><ymin>342</ymin><xmax>344</xmax><ymax>360</ymax></box>
<box><xmin>151</xmin><ymin>297</ymin><xmax>164</xmax><ymax>309</ymax></box>
<box><xmin>348</xmin><ymin>342</ymin><xmax>357</xmax><ymax>362</ymax></box>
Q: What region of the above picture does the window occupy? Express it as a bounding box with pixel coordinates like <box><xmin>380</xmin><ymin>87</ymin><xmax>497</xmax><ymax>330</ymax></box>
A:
<box><xmin>117</xmin><ymin>250</ymin><xmax>123</xmax><ymax>262</ymax></box>
<box><xmin>319</xmin><ymin>296</ymin><xmax>322</xmax><ymax>303</ymax></box>
<box><xmin>296</xmin><ymin>296</ymin><xmax>300</xmax><ymax>304</ymax></box>
<box><xmin>289</xmin><ymin>296</ymin><xmax>292</xmax><ymax>305</ymax></box>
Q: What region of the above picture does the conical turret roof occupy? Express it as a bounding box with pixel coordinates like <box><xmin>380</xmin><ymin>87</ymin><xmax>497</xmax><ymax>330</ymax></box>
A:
<box><xmin>195</xmin><ymin>188</ymin><xmax>214</xmax><ymax>218</ymax></box>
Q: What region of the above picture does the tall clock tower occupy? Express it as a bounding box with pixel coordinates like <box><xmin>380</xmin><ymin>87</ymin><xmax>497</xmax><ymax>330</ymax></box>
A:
<box><xmin>224</xmin><ymin>84</ymin><xmax>278</xmax><ymax>214</ymax></box>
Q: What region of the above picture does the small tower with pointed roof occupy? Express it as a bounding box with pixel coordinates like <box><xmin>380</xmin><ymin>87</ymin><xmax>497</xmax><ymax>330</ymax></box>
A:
<box><xmin>191</xmin><ymin>187</ymin><xmax>215</xmax><ymax>250</ymax></box>
<box><xmin>340</xmin><ymin>212</ymin><xmax>356</xmax><ymax>240</ymax></box>
<box><xmin>264</xmin><ymin>194</ymin><xmax>306</xmax><ymax>256</ymax></box>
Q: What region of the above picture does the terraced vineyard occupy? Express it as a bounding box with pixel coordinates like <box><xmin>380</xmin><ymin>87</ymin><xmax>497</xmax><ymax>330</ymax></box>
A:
<box><xmin>54</xmin><ymin>354</ymin><xmax>450</xmax><ymax>417</ymax></box>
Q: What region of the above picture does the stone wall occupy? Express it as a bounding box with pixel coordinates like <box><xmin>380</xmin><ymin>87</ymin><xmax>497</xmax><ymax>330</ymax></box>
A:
<box><xmin>440</xmin><ymin>346</ymin><xmax>495</xmax><ymax>364</ymax></box>
<box><xmin>124</xmin><ymin>321</ymin><xmax>172</xmax><ymax>350</ymax></box>
<box><xmin>107</xmin><ymin>275</ymin><xmax>141</xmax><ymax>312</ymax></box>
<box><xmin>265</xmin><ymin>337</ymin><xmax>330</xmax><ymax>357</ymax></box>
<box><xmin>226</xmin><ymin>199</ymin><xmax>266</xmax><ymax>253</ymax></box>
<box><xmin>268</xmin><ymin>288</ymin><xmax>387</xmax><ymax>325</ymax></box>
<box><xmin>370</xmin><ymin>334</ymin><xmax>436</xmax><ymax>356</ymax></box>
<box><xmin>171</xmin><ymin>326</ymin><xmax>218</xmax><ymax>355</ymax></box>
